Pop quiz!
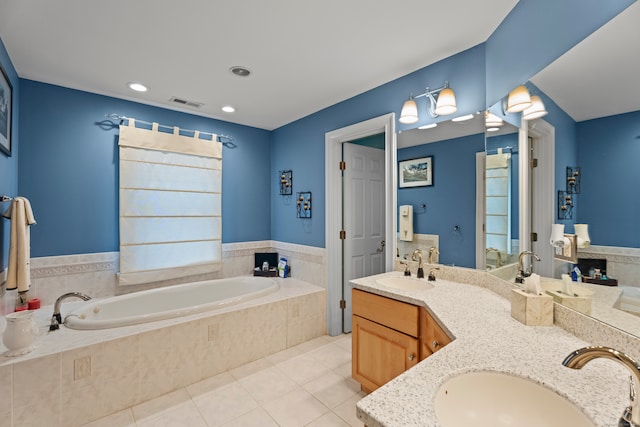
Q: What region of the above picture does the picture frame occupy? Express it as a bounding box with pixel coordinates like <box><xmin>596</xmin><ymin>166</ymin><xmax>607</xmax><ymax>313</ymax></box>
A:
<box><xmin>398</xmin><ymin>156</ymin><xmax>433</xmax><ymax>188</ymax></box>
<box><xmin>554</xmin><ymin>233</ymin><xmax>578</xmax><ymax>263</ymax></box>
<box><xmin>0</xmin><ymin>63</ymin><xmax>12</xmax><ymax>157</ymax></box>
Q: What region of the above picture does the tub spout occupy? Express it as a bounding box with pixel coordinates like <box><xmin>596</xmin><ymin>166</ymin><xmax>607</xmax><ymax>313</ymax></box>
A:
<box><xmin>50</xmin><ymin>292</ymin><xmax>92</xmax><ymax>331</ymax></box>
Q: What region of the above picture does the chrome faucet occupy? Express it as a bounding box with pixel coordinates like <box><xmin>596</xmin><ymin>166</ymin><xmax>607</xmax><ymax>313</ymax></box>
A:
<box><xmin>515</xmin><ymin>250</ymin><xmax>540</xmax><ymax>284</ymax></box>
<box><xmin>49</xmin><ymin>292</ymin><xmax>92</xmax><ymax>331</ymax></box>
<box><xmin>412</xmin><ymin>249</ymin><xmax>424</xmax><ymax>278</ymax></box>
<box><xmin>485</xmin><ymin>247</ymin><xmax>503</xmax><ymax>268</ymax></box>
<box><xmin>563</xmin><ymin>346</ymin><xmax>640</xmax><ymax>427</ymax></box>
<box><xmin>428</xmin><ymin>246</ymin><xmax>440</xmax><ymax>264</ymax></box>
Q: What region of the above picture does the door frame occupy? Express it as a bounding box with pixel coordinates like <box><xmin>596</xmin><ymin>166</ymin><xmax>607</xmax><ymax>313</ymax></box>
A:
<box><xmin>325</xmin><ymin>113</ymin><xmax>396</xmax><ymax>336</ymax></box>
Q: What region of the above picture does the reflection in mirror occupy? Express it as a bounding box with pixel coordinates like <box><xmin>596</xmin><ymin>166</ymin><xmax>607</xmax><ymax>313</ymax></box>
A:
<box><xmin>512</xmin><ymin>3</ymin><xmax>640</xmax><ymax>337</ymax></box>
<box><xmin>483</xmin><ymin>112</ymin><xmax>519</xmax><ymax>271</ymax></box>
<box><xmin>396</xmin><ymin>115</ymin><xmax>485</xmax><ymax>268</ymax></box>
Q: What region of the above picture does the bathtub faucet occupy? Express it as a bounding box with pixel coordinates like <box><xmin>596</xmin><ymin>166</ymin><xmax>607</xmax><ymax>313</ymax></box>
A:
<box><xmin>49</xmin><ymin>292</ymin><xmax>92</xmax><ymax>331</ymax></box>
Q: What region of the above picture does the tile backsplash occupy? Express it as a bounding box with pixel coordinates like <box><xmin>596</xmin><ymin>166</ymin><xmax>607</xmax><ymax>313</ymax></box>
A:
<box><xmin>1</xmin><ymin>241</ymin><xmax>326</xmax><ymax>310</ymax></box>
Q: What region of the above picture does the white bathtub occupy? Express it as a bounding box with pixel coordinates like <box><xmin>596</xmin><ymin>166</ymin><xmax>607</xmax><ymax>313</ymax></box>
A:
<box><xmin>64</xmin><ymin>276</ymin><xmax>279</xmax><ymax>330</ymax></box>
<box><xmin>616</xmin><ymin>286</ymin><xmax>640</xmax><ymax>316</ymax></box>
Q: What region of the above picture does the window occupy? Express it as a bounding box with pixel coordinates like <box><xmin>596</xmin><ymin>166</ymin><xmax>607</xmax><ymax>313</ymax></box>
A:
<box><xmin>118</xmin><ymin>121</ymin><xmax>222</xmax><ymax>285</ymax></box>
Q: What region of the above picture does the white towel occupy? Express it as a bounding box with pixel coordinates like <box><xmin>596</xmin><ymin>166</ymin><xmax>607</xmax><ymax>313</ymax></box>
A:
<box><xmin>2</xmin><ymin>197</ymin><xmax>36</xmax><ymax>292</ymax></box>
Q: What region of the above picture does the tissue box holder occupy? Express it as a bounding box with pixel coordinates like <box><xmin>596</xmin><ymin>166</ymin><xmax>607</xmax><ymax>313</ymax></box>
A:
<box><xmin>510</xmin><ymin>289</ymin><xmax>553</xmax><ymax>326</ymax></box>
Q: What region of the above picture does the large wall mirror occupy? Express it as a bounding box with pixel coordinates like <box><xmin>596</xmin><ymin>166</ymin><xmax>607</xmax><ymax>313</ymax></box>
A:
<box><xmin>396</xmin><ymin>116</ymin><xmax>485</xmax><ymax>268</ymax></box>
<box><xmin>503</xmin><ymin>2</ymin><xmax>640</xmax><ymax>338</ymax></box>
<box><xmin>396</xmin><ymin>113</ymin><xmax>519</xmax><ymax>272</ymax></box>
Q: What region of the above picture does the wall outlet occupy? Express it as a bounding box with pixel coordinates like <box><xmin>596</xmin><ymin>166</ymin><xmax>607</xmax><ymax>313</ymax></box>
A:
<box><xmin>74</xmin><ymin>356</ymin><xmax>92</xmax><ymax>380</ymax></box>
<box><xmin>207</xmin><ymin>323</ymin><xmax>219</xmax><ymax>341</ymax></box>
<box><xmin>290</xmin><ymin>302</ymin><xmax>300</xmax><ymax>318</ymax></box>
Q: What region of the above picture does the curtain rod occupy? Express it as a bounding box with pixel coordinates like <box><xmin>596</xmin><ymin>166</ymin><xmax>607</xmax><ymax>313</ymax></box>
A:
<box><xmin>106</xmin><ymin>114</ymin><xmax>237</xmax><ymax>148</ymax></box>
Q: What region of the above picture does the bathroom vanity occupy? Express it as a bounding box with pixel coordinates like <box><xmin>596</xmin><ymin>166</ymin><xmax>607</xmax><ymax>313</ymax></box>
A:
<box><xmin>351</xmin><ymin>288</ymin><xmax>451</xmax><ymax>392</ymax></box>
<box><xmin>350</xmin><ymin>270</ymin><xmax>637</xmax><ymax>427</ymax></box>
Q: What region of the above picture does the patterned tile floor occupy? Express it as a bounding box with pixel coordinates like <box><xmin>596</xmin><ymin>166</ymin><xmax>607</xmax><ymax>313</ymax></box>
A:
<box><xmin>82</xmin><ymin>334</ymin><xmax>365</xmax><ymax>427</ymax></box>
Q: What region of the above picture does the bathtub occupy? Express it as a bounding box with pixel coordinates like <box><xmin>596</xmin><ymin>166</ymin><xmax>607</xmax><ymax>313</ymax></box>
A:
<box><xmin>64</xmin><ymin>275</ymin><xmax>279</xmax><ymax>330</ymax></box>
<box><xmin>616</xmin><ymin>286</ymin><xmax>640</xmax><ymax>316</ymax></box>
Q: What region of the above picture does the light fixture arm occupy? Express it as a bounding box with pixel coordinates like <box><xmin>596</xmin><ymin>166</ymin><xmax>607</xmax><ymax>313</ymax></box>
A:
<box><xmin>412</xmin><ymin>81</ymin><xmax>451</xmax><ymax>118</ymax></box>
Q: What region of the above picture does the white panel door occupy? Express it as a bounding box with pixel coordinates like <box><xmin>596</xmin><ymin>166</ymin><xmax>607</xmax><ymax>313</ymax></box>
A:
<box><xmin>343</xmin><ymin>143</ymin><xmax>386</xmax><ymax>332</ymax></box>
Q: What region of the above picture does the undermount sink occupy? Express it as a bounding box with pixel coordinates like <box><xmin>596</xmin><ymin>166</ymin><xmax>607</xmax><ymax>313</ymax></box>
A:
<box><xmin>434</xmin><ymin>371</ymin><xmax>595</xmax><ymax>427</ymax></box>
<box><xmin>375</xmin><ymin>276</ymin><xmax>434</xmax><ymax>291</ymax></box>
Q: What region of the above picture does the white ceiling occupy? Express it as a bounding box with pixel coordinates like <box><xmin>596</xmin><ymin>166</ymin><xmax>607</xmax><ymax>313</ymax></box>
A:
<box><xmin>531</xmin><ymin>1</ymin><xmax>640</xmax><ymax>122</ymax></box>
<box><xmin>0</xmin><ymin>0</ymin><xmax>517</xmax><ymax>131</ymax></box>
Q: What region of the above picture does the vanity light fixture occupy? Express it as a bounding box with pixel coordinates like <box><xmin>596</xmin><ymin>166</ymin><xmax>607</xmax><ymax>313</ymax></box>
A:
<box><xmin>522</xmin><ymin>96</ymin><xmax>548</xmax><ymax>120</ymax></box>
<box><xmin>485</xmin><ymin>111</ymin><xmax>504</xmax><ymax>132</ymax></box>
<box><xmin>399</xmin><ymin>81</ymin><xmax>457</xmax><ymax>124</ymax></box>
<box><xmin>485</xmin><ymin>111</ymin><xmax>504</xmax><ymax>127</ymax></box>
<box><xmin>505</xmin><ymin>85</ymin><xmax>532</xmax><ymax>113</ymax></box>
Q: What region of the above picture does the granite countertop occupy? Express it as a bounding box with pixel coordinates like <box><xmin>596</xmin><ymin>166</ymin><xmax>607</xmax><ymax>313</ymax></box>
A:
<box><xmin>351</xmin><ymin>271</ymin><xmax>633</xmax><ymax>427</ymax></box>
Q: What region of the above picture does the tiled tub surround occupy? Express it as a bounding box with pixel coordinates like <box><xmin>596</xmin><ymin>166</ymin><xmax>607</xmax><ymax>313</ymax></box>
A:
<box><xmin>352</xmin><ymin>269</ymin><xmax>640</xmax><ymax>427</ymax></box>
<box><xmin>1</xmin><ymin>240</ymin><xmax>326</xmax><ymax>310</ymax></box>
<box><xmin>578</xmin><ymin>245</ymin><xmax>640</xmax><ymax>287</ymax></box>
<box><xmin>0</xmin><ymin>278</ymin><xmax>326</xmax><ymax>427</ymax></box>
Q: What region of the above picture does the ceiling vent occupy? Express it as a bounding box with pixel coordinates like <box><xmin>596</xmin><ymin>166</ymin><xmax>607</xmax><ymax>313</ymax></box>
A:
<box><xmin>169</xmin><ymin>97</ymin><xmax>204</xmax><ymax>108</ymax></box>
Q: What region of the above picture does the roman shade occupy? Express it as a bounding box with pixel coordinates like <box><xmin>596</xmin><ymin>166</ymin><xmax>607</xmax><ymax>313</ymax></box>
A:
<box><xmin>118</xmin><ymin>120</ymin><xmax>222</xmax><ymax>286</ymax></box>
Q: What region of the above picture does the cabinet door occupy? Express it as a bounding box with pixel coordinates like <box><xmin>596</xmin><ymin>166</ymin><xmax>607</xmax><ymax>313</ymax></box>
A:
<box><xmin>419</xmin><ymin>307</ymin><xmax>452</xmax><ymax>360</ymax></box>
<box><xmin>352</xmin><ymin>315</ymin><xmax>419</xmax><ymax>392</ymax></box>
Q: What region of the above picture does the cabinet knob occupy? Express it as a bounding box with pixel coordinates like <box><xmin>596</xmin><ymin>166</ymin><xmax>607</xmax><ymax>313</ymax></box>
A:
<box><xmin>408</xmin><ymin>353</ymin><xmax>416</xmax><ymax>361</ymax></box>
<box><xmin>432</xmin><ymin>340</ymin><xmax>440</xmax><ymax>349</ymax></box>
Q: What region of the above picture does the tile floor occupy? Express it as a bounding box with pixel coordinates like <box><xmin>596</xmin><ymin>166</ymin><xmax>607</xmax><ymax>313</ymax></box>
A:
<box><xmin>82</xmin><ymin>334</ymin><xmax>365</xmax><ymax>427</ymax></box>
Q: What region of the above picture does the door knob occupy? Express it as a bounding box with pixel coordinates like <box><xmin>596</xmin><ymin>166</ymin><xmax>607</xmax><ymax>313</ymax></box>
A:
<box><xmin>408</xmin><ymin>353</ymin><xmax>416</xmax><ymax>361</ymax></box>
<box><xmin>376</xmin><ymin>240</ymin><xmax>386</xmax><ymax>253</ymax></box>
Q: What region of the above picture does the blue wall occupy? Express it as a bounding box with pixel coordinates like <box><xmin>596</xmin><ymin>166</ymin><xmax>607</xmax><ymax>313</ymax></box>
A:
<box><xmin>271</xmin><ymin>45</ymin><xmax>487</xmax><ymax>248</ymax></box>
<box><xmin>486</xmin><ymin>0</ymin><xmax>634</xmax><ymax>107</ymax></box>
<box><xmin>3</xmin><ymin>1</ymin><xmax>636</xmax><ymax>260</ymax></box>
<box><xmin>397</xmin><ymin>133</ymin><xmax>485</xmax><ymax>267</ymax></box>
<box><xmin>576</xmin><ymin>111</ymin><xmax>640</xmax><ymax>248</ymax></box>
<box><xmin>18</xmin><ymin>80</ymin><xmax>272</xmax><ymax>257</ymax></box>
<box><xmin>0</xmin><ymin>38</ymin><xmax>19</xmax><ymax>271</ymax></box>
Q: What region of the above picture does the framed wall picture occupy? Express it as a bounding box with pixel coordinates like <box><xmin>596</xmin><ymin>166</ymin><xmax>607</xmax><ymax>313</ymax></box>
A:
<box><xmin>0</xmin><ymin>63</ymin><xmax>12</xmax><ymax>157</ymax></box>
<box><xmin>399</xmin><ymin>156</ymin><xmax>433</xmax><ymax>188</ymax></box>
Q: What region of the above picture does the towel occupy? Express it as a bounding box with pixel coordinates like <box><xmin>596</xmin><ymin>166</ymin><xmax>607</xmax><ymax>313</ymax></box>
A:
<box><xmin>2</xmin><ymin>197</ymin><xmax>36</xmax><ymax>292</ymax></box>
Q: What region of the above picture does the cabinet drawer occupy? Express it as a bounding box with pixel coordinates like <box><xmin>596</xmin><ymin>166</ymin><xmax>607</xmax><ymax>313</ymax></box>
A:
<box><xmin>352</xmin><ymin>288</ymin><xmax>419</xmax><ymax>337</ymax></box>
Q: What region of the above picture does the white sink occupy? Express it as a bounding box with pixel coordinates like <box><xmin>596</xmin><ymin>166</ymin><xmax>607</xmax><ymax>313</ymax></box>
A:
<box><xmin>434</xmin><ymin>371</ymin><xmax>595</xmax><ymax>427</ymax></box>
<box><xmin>375</xmin><ymin>276</ymin><xmax>434</xmax><ymax>291</ymax></box>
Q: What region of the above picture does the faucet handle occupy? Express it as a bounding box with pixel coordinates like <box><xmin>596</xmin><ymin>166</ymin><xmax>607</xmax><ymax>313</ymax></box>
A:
<box><xmin>399</xmin><ymin>260</ymin><xmax>411</xmax><ymax>276</ymax></box>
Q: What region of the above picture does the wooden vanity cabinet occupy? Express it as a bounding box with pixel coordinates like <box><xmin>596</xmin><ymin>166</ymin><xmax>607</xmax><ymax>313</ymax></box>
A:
<box><xmin>352</xmin><ymin>288</ymin><xmax>451</xmax><ymax>393</ymax></box>
<box><xmin>419</xmin><ymin>307</ymin><xmax>452</xmax><ymax>359</ymax></box>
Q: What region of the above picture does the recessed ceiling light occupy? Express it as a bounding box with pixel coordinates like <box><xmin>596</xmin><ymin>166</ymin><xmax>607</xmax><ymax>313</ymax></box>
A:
<box><xmin>222</xmin><ymin>105</ymin><xmax>235</xmax><ymax>113</ymax></box>
<box><xmin>451</xmin><ymin>114</ymin><xmax>474</xmax><ymax>122</ymax></box>
<box><xmin>418</xmin><ymin>123</ymin><xmax>438</xmax><ymax>130</ymax></box>
<box><xmin>230</xmin><ymin>66</ymin><xmax>251</xmax><ymax>77</ymax></box>
<box><xmin>486</xmin><ymin>127</ymin><xmax>500</xmax><ymax>132</ymax></box>
<box><xmin>127</xmin><ymin>82</ymin><xmax>148</xmax><ymax>92</ymax></box>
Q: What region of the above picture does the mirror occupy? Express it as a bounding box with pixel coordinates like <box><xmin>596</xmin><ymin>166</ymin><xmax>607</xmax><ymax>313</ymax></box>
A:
<box><xmin>483</xmin><ymin>116</ymin><xmax>519</xmax><ymax>270</ymax></box>
<box><xmin>507</xmin><ymin>3</ymin><xmax>640</xmax><ymax>337</ymax></box>
<box><xmin>396</xmin><ymin>115</ymin><xmax>485</xmax><ymax>268</ymax></box>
